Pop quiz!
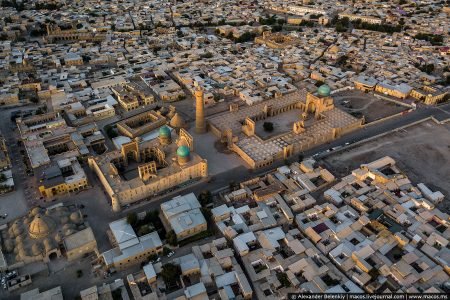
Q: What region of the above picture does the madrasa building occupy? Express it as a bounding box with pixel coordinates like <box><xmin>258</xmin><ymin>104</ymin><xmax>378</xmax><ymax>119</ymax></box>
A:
<box><xmin>88</xmin><ymin>127</ymin><xmax>208</xmax><ymax>212</ymax></box>
<box><xmin>208</xmin><ymin>85</ymin><xmax>364</xmax><ymax>169</ymax></box>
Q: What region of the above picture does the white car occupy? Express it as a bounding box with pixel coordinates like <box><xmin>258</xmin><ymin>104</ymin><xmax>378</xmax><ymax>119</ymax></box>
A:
<box><xmin>167</xmin><ymin>251</ymin><xmax>175</xmax><ymax>258</ymax></box>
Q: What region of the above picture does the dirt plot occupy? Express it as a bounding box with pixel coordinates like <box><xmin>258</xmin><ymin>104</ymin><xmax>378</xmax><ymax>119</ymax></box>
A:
<box><xmin>320</xmin><ymin>120</ymin><xmax>450</xmax><ymax>212</ymax></box>
<box><xmin>333</xmin><ymin>90</ymin><xmax>407</xmax><ymax>123</ymax></box>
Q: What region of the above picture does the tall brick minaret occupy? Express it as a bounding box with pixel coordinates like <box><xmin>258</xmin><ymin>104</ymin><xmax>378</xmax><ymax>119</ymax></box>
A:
<box><xmin>195</xmin><ymin>86</ymin><xmax>206</xmax><ymax>134</ymax></box>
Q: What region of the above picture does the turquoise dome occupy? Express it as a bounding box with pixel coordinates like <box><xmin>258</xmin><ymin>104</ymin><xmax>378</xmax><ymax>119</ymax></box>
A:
<box><xmin>317</xmin><ymin>84</ymin><xmax>331</xmax><ymax>97</ymax></box>
<box><xmin>159</xmin><ymin>126</ymin><xmax>171</xmax><ymax>137</ymax></box>
<box><xmin>176</xmin><ymin>145</ymin><xmax>190</xmax><ymax>157</ymax></box>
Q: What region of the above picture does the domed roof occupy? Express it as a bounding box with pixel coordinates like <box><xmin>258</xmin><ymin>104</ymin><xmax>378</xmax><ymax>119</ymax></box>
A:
<box><xmin>31</xmin><ymin>243</ymin><xmax>44</xmax><ymax>256</ymax></box>
<box><xmin>60</xmin><ymin>216</ymin><xmax>69</xmax><ymax>225</ymax></box>
<box><xmin>29</xmin><ymin>214</ymin><xmax>54</xmax><ymax>239</ymax></box>
<box><xmin>54</xmin><ymin>233</ymin><xmax>63</xmax><ymax>243</ymax></box>
<box><xmin>317</xmin><ymin>84</ymin><xmax>331</xmax><ymax>97</ymax></box>
<box><xmin>177</xmin><ymin>145</ymin><xmax>190</xmax><ymax>157</ymax></box>
<box><xmin>70</xmin><ymin>212</ymin><xmax>82</xmax><ymax>224</ymax></box>
<box><xmin>62</xmin><ymin>223</ymin><xmax>75</xmax><ymax>231</ymax></box>
<box><xmin>4</xmin><ymin>239</ymin><xmax>14</xmax><ymax>253</ymax></box>
<box><xmin>169</xmin><ymin>113</ymin><xmax>186</xmax><ymax>128</ymax></box>
<box><xmin>64</xmin><ymin>229</ymin><xmax>75</xmax><ymax>236</ymax></box>
<box><xmin>159</xmin><ymin>126</ymin><xmax>171</xmax><ymax>137</ymax></box>
<box><xmin>11</xmin><ymin>223</ymin><xmax>23</xmax><ymax>237</ymax></box>
<box><xmin>43</xmin><ymin>238</ymin><xmax>56</xmax><ymax>251</ymax></box>
<box><xmin>30</xmin><ymin>207</ymin><xmax>42</xmax><ymax>217</ymax></box>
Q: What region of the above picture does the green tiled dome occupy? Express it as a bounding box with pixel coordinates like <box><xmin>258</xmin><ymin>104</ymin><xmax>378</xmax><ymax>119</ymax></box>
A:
<box><xmin>317</xmin><ymin>84</ymin><xmax>331</xmax><ymax>97</ymax></box>
<box><xmin>176</xmin><ymin>145</ymin><xmax>190</xmax><ymax>157</ymax></box>
<box><xmin>159</xmin><ymin>126</ymin><xmax>171</xmax><ymax>137</ymax></box>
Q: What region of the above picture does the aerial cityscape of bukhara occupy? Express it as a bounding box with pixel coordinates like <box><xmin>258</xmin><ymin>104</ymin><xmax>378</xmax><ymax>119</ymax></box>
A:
<box><xmin>0</xmin><ymin>0</ymin><xmax>449</xmax><ymax>299</ymax></box>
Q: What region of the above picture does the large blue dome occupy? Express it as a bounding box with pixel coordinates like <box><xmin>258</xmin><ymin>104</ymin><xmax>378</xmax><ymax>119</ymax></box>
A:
<box><xmin>159</xmin><ymin>126</ymin><xmax>171</xmax><ymax>137</ymax></box>
<box><xmin>317</xmin><ymin>84</ymin><xmax>331</xmax><ymax>97</ymax></box>
<box><xmin>176</xmin><ymin>145</ymin><xmax>190</xmax><ymax>157</ymax></box>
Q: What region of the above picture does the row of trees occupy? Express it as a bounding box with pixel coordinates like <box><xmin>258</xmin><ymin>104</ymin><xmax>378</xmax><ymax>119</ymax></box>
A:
<box><xmin>414</xmin><ymin>33</ymin><xmax>444</xmax><ymax>46</ymax></box>
<box><xmin>415</xmin><ymin>63</ymin><xmax>435</xmax><ymax>75</ymax></box>
<box><xmin>217</xmin><ymin>31</ymin><xmax>257</xmax><ymax>43</ymax></box>
<box><xmin>353</xmin><ymin>21</ymin><xmax>402</xmax><ymax>34</ymax></box>
<box><xmin>1</xmin><ymin>0</ymin><xmax>61</xmax><ymax>10</ymax></box>
<box><xmin>259</xmin><ymin>15</ymin><xmax>285</xmax><ymax>26</ymax></box>
<box><xmin>34</xmin><ymin>2</ymin><xmax>62</xmax><ymax>10</ymax></box>
<box><xmin>334</xmin><ymin>17</ymin><xmax>402</xmax><ymax>34</ymax></box>
<box><xmin>1</xmin><ymin>0</ymin><xmax>24</xmax><ymax>11</ymax></box>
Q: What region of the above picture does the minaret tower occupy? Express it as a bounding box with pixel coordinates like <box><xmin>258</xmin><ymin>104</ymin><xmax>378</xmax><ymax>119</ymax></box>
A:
<box><xmin>195</xmin><ymin>86</ymin><xmax>206</xmax><ymax>134</ymax></box>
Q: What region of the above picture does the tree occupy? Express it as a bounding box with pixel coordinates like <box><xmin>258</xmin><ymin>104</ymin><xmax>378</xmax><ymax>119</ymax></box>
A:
<box><xmin>127</xmin><ymin>212</ymin><xmax>138</xmax><ymax>227</ymax></box>
<box><xmin>166</xmin><ymin>230</ymin><xmax>178</xmax><ymax>246</ymax></box>
<box><xmin>272</xmin><ymin>25</ymin><xmax>282</xmax><ymax>32</ymax></box>
<box><xmin>201</xmin><ymin>207</ymin><xmax>212</xmax><ymax>223</ymax></box>
<box><xmin>161</xmin><ymin>263</ymin><xmax>181</xmax><ymax>286</ymax></box>
<box><xmin>144</xmin><ymin>210</ymin><xmax>159</xmax><ymax>223</ymax></box>
<box><xmin>335</xmin><ymin>22</ymin><xmax>347</xmax><ymax>33</ymax></box>
<box><xmin>201</xmin><ymin>52</ymin><xmax>213</xmax><ymax>59</ymax></box>
<box><xmin>111</xmin><ymin>289</ymin><xmax>123</xmax><ymax>300</ymax></box>
<box><xmin>198</xmin><ymin>190</ymin><xmax>212</xmax><ymax>206</ymax></box>
<box><xmin>341</xmin><ymin>17</ymin><xmax>350</xmax><ymax>27</ymax></box>
<box><xmin>276</xmin><ymin>272</ymin><xmax>291</xmax><ymax>287</ymax></box>
<box><xmin>0</xmin><ymin>174</ymin><xmax>7</xmax><ymax>183</ymax></box>
<box><xmin>137</xmin><ymin>225</ymin><xmax>151</xmax><ymax>236</ymax></box>
<box><xmin>162</xmin><ymin>246</ymin><xmax>171</xmax><ymax>256</ymax></box>
<box><xmin>424</xmin><ymin>64</ymin><xmax>434</xmax><ymax>74</ymax></box>
<box><xmin>229</xmin><ymin>180</ymin><xmax>238</xmax><ymax>191</ymax></box>
<box><xmin>418</xmin><ymin>63</ymin><xmax>435</xmax><ymax>74</ymax></box>
<box><xmin>236</xmin><ymin>32</ymin><xmax>256</xmax><ymax>43</ymax></box>
<box><xmin>368</xmin><ymin>268</ymin><xmax>380</xmax><ymax>280</ymax></box>
<box><xmin>29</xmin><ymin>96</ymin><xmax>39</xmax><ymax>104</ymax></box>
<box><xmin>148</xmin><ymin>253</ymin><xmax>158</xmax><ymax>262</ymax></box>
<box><xmin>105</xmin><ymin>125</ymin><xmax>118</xmax><ymax>139</ymax></box>
<box><xmin>35</xmin><ymin>107</ymin><xmax>45</xmax><ymax>115</ymax></box>
<box><xmin>263</xmin><ymin>122</ymin><xmax>274</xmax><ymax>132</ymax></box>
